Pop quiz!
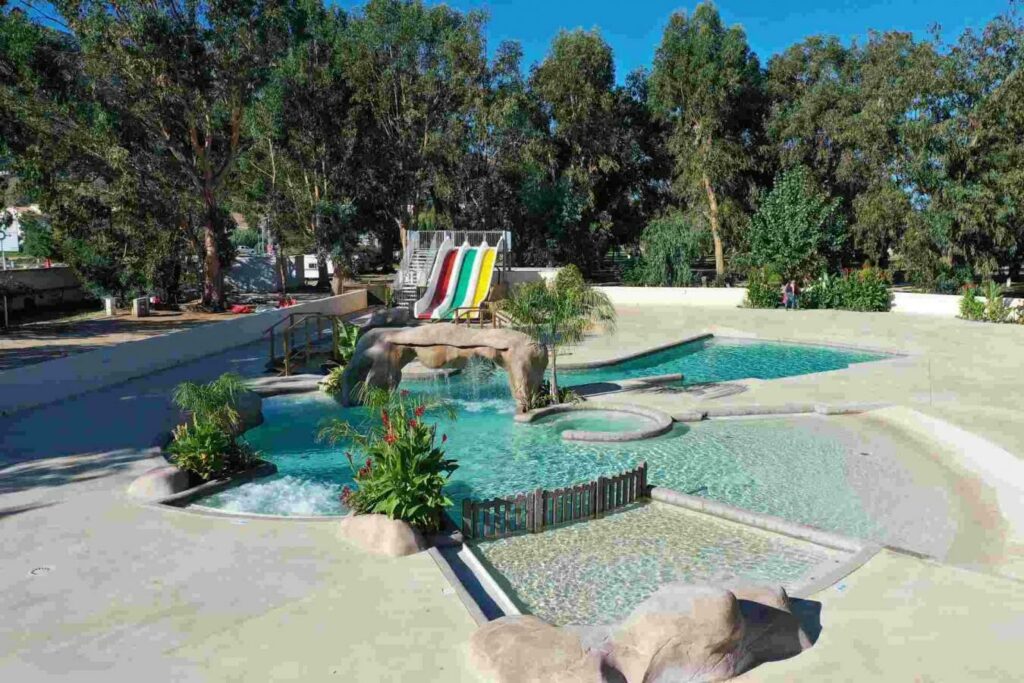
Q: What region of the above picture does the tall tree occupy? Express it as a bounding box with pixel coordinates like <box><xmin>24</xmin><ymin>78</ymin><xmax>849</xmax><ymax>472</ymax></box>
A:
<box><xmin>56</xmin><ymin>0</ymin><xmax>290</xmax><ymax>309</ymax></box>
<box><xmin>650</xmin><ymin>2</ymin><xmax>762</xmax><ymax>277</ymax></box>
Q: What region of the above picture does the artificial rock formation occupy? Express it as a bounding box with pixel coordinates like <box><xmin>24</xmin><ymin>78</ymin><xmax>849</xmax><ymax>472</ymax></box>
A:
<box><xmin>126</xmin><ymin>465</ymin><xmax>192</xmax><ymax>500</ymax></box>
<box><xmin>469</xmin><ymin>616</ymin><xmax>608</xmax><ymax>683</ymax></box>
<box><xmin>340</xmin><ymin>323</ymin><xmax>547</xmax><ymax>412</ymax></box>
<box><xmin>470</xmin><ymin>583</ymin><xmax>812</xmax><ymax>683</ymax></box>
<box><xmin>337</xmin><ymin>513</ymin><xmax>427</xmax><ymax>557</ymax></box>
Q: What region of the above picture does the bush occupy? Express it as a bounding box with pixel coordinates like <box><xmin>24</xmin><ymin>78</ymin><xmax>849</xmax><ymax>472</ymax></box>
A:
<box><xmin>320</xmin><ymin>366</ymin><xmax>345</xmax><ymax>396</ymax></box>
<box><xmin>318</xmin><ymin>387</ymin><xmax>458</xmax><ymax>532</ymax></box>
<box><xmin>959</xmin><ymin>285</ymin><xmax>985</xmax><ymax>321</ymax></box>
<box><xmin>838</xmin><ymin>267</ymin><xmax>892</xmax><ymax>312</ymax></box>
<box><xmin>982</xmin><ymin>281</ymin><xmax>1013</xmax><ymax>323</ymax></box>
<box><xmin>168</xmin><ymin>373</ymin><xmax>257</xmax><ymax>480</ymax></box>
<box><xmin>333</xmin><ymin>321</ymin><xmax>360</xmax><ymax>365</ymax></box>
<box><xmin>744</xmin><ymin>268</ymin><xmax>782</xmax><ymax>308</ymax></box>
<box><xmin>525</xmin><ymin>381</ymin><xmax>582</xmax><ymax>410</ymax></box>
<box><xmin>168</xmin><ymin>419</ymin><xmax>256</xmax><ymax>481</ymax></box>
<box><xmin>229</xmin><ymin>228</ymin><xmax>260</xmax><ymax>249</ymax></box>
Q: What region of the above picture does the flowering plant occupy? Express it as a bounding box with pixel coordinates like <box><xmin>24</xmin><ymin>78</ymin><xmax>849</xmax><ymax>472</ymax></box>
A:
<box><xmin>318</xmin><ymin>386</ymin><xmax>458</xmax><ymax>532</ymax></box>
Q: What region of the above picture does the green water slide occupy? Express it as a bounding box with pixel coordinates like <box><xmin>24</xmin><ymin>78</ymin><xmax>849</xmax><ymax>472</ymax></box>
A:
<box><xmin>440</xmin><ymin>247</ymin><xmax>478</xmax><ymax>319</ymax></box>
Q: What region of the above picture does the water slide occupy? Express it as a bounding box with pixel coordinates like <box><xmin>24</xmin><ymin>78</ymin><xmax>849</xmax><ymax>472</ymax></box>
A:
<box><xmin>413</xmin><ymin>238</ymin><xmax>456</xmax><ymax>319</ymax></box>
<box><xmin>448</xmin><ymin>238</ymin><xmax>502</xmax><ymax>320</ymax></box>
<box><xmin>435</xmin><ymin>243</ymin><xmax>478</xmax><ymax>319</ymax></box>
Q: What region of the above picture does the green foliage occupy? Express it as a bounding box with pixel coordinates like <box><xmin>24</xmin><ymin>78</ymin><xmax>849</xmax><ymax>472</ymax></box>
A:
<box><xmin>498</xmin><ymin>268</ymin><xmax>616</xmax><ymax>403</ymax></box>
<box><xmin>801</xmin><ymin>269</ymin><xmax>892</xmax><ymax>312</ymax></box>
<box><xmin>17</xmin><ymin>214</ymin><xmax>57</xmax><ymax>260</ymax></box>
<box><xmin>744</xmin><ymin>268</ymin><xmax>782</xmax><ymax>308</ymax></box>
<box><xmin>320</xmin><ymin>366</ymin><xmax>345</xmax><ymax>396</ymax></box>
<box><xmin>982</xmin><ymin>281</ymin><xmax>1013</xmax><ymax>323</ymax></box>
<box><xmin>627</xmin><ymin>212</ymin><xmax>710</xmax><ymax>286</ymax></box>
<box><xmin>332</xmin><ymin>322</ymin><xmax>361</xmax><ymax>366</ymax></box>
<box><xmin>959</xmin><ymin>285</ymin><xmax>986</xmax><ymax>321</ymax></box>
<box><xmin>318</xmin><ymin>387</ymin><xmax>458</xmax><ymax>532</ymax></box>
<box><xmin>230</xmin><ymin>229</ymin><xmax>260</xmax><ymax>250</ymax></box>
<box><xmin>748</xmin><ymin>167</ymin><xmax>846</xmax><ymax>279</ymax></box>
<box><xmin>172</xmin><ymin>373</ymin><xmax>247</xmax><ymax>432</ymax></box>
<box><xmin>525</xmin><ymin>381</ymin><xmax>582</xmax><ymax>410</ymax></box>
<box><xmin>168</xmin><ymin>419</ymin><xmax>256</xmax><ymax>481</ymax></box>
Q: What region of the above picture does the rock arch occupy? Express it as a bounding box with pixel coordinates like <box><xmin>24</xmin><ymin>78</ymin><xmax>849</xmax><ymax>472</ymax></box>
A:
<box><xmin>341</xmin><ymin>323</ymin><xmax>548</xmax><ymax>413</ymax></box>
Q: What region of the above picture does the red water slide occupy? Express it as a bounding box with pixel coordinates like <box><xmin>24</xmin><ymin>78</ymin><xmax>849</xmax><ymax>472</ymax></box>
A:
<box><xmin>416</xmin><ymin>250</ymin><xmax>459</xmax><ymax>319</ymax></box>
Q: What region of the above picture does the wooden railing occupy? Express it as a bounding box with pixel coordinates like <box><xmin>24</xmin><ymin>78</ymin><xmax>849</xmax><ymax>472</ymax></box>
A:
<box><xmin>264</xmin><ymin>312</ymin><xmax>344</xmax><ymax>376</ymax></box>
<box><xmin>460</xmin><ymin>462</ymin><xmax>648</xmax><ymax>540</ymax></box>
<box><xmin>450</xmin><ymin>302</ymin><xmax>511</xmax><ymax>329</ymax></box>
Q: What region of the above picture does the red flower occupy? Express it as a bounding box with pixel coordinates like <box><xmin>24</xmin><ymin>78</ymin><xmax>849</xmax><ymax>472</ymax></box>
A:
<box><xmin>365</xmin><ymin>457</ymin><xmax>372</xmax><ymax>468</ymax></box>
<box><xmin>358</xmin><ymin>465</ymin><xmax>370</xmax><ymax>477</ymax></box>
<box><xmin>384</xmin><ymin>433</ymin><xmax>397</xmax><ymax>444</ymax></box>
<box><xmin>441</xmin><ymin>433</ymin><xmax>447</xmax><ymax>443</ymax></box>
<box><xmin>414</xmin><ymin>405</ymin><xmax>425</xmax><ymax>418</ymax></box>
<box><xmin>408</xmin><ymin>419</ymin><xmax>418</xmax><ymax>429</ymax></box>
<box><xmin>340</xmin><ymin>485</ymin><xmax>353</xmax><ymax>505</ymax></box>
<box><xmin>381</xmin><ymin>409</ymin><xmax>390</xmax><ymax>428</ymax></box>
<box><xmin>400</xmin><ymin>389</ymin><xmax>410</xmax><ymax>398</ymax></box>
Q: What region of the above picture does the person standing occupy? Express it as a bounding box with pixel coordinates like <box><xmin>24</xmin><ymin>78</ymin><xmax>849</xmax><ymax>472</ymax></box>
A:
<box><xmin>783</xmin><ymin>280</ymin><xmax>798</xmax><ymax>310</ymax></box>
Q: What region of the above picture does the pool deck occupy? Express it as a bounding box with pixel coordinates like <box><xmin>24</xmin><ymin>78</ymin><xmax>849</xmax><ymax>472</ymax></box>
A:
<box><xmin>2</xmin><ymin>304</ymin><xmax>1024</xmax><ymax>680</ymax></box>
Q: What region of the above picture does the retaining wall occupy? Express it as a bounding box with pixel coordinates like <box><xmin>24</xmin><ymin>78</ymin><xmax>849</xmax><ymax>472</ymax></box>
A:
<box><xmin>0</xmin><ymin>266</ymin><xmax>88</xmax><ymax>313</ymax></box>
<box><xmin>0</xmin><ymin>290</ymin><xmax>368</xmax><ymax>415</ymax></box>
<box><xmin>596</xmin><ymin>285</ymin><xmax>1022</xmax><ymax>317</ymax></box>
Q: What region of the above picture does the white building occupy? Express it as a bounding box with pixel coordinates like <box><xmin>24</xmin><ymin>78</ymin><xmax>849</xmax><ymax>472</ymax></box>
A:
<box><xmin>0</xmin><ymin>204</ymin><xmax>42</xmax><ymax>253</ymax></box>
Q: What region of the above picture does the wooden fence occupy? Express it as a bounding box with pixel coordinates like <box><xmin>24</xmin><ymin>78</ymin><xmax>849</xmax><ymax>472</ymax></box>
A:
<box><xmin>460</xmin><ymin>462</ymin><xmax>648</xmax><ymax>540</ymax></box>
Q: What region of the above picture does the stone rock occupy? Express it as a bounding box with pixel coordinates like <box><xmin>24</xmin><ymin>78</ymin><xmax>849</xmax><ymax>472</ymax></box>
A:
<box><xmin>608</xmin><ymin>583</ymin><xmax>812</xmax><ymax>683</ymax></box>
<box><xmin>231</xmin><ymin>389</ymin><xmax>264</xmax><ymax>435</ymax></box>
<box><xmin>610</xmin><ymin>585</ymin><xmax>744</xmax><ymax>683</ymax></box>
<box><xmin>470</xmin><ymin>616</ymin><xmax>609</xmax><ymax>683</ymax></box>
<box><xmin>337</xmin><ymin>513</ymin><xmax>426</xmax><ymax>557</ymax></box>
<box><xmin>127</xmin><ymin>465</ymin><xmax>192</xmax><ymax>500</ymax></box>
<box><xmin>341</xmin><ymin>323</ymin><xmax>547</xmax><ymax>412</ymax></box>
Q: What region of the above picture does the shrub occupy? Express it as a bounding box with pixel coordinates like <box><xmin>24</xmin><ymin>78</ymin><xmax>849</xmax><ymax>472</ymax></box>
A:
<box><xmin>333</xmin><ymin>321</ymin><xmax>360</xmax><ymax>366</ymax></box>
<box><xmin>320</xmin><ymin>366</ymin><xmax>345</xmax><ymax>396</ymax></box>
<box><xmin>982</xmin><ymin>281</ymin><xmax>1013</xmax><ymax>323</ymax></box>
<box><xmin>229</xmin><ymin>228</ymin><xmax>260</xmax><ymax>249</ymax></box>
<box><xmin>169</xmin><ymin>373</ymin><xmax>257</xmax><ymax>480</ymax></box>
<box><xmin>318</xmin><ymin>387</ymin><xmax>458</xmax><ymax>532</ymax></box>
<box><xmin>959</xmin><ymin>285</ymin><xmax>986</xmax><ymax>321</ymax></box>
<box><xmin>838</xmin><ymin>267</ymin><xmax>892</xmax><ymax>312</ymax></box>
<box><xmin>168</xmin><ymin>419</ymin><xmax>256</xmax><ymax>481</ymax></box>
<box><xmin>525</xmin><ymin>381</ymin><xmax>582</xmax><ymax>410</ymax></box>
<box><xmin>744</xmin><ymin>268</ymin><xmax>782</xmax><ymax>308</ymax></box>
<box><xmin>172</xmin><ymin>373</ymin><xmax>248</xmax><ymax>431</ymax></box>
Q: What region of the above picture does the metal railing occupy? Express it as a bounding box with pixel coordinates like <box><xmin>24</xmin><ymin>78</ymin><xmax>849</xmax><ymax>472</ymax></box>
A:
<box><xmin>264</xmin><ymin>312</ymin><xmax>348</xmax><ymax>376</ymax></box>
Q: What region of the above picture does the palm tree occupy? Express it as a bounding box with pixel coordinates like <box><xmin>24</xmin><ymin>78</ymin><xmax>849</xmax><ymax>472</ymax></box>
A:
<box><xmin>498</xmin><ymin>265</ymin><xmax>616</xmax><ymax>403</ymax></box>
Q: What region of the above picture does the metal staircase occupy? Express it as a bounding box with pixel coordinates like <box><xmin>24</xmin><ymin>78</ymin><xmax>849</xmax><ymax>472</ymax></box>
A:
<box><xmin>395</xmin><ymin>246</ymin><xmax>439</xmax><ymax>308</ymax></box>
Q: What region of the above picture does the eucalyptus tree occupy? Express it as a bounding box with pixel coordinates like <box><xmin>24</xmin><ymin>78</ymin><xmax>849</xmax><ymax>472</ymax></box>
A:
<box><xmin>339</xmin><ymin>0</ymin><xmax>489</xmax><ymax>252</ymax></box>
<box><xmin>54</xmin><ymin>0</ymin><xmax>292</xmax><ymax>310</ymax></box>
<box><xmin>649</xmin><ymin>2</ymin><xmax>763</xmax><ymax>277</ymax></box>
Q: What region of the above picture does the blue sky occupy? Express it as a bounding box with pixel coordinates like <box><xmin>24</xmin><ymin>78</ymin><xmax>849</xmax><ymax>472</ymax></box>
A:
<box><xmin>338</xmin><ymin>0</ymin><xmax>1014</xmax><ymax>80</ymax></box>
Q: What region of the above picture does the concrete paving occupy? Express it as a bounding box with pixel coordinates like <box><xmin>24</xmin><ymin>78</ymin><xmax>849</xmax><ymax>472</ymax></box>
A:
<box><xmin>3</xmin><ymin>305</ymin><xmax>1024</xmax><ymax>681</ymax></box>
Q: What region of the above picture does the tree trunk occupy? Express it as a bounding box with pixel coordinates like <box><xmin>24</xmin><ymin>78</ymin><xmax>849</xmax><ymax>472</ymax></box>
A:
<box><xmin>397</xmin><ymin>214</ymin><xmax>409</xmax><ymax>256</ymax></box>
<box><xmin>702</xmin><ymin>173</ymin><xmax>725</xmax><ymax>277</ymax></box>
<box><xmin>202</xmin><ymin>218</ymin><xmax>225</xmax><ymax>311</ymax></box>
<box><xmin>276</xmin><ymin>253</ymin><xmax>289</xmax><ymax>296</ymax></box>
<box><xmin>315</xmin><ymin>248</ymin><xmax>330</xmax><ymax>290</ymax></box>
<box><xmin>549</xmin><ymin>345</ymin><xmax>559</xmax><ymax>404</ymax></box>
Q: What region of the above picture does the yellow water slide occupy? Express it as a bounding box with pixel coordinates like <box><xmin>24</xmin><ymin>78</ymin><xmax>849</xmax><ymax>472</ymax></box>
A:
<box><xmin>463</xmin><ymin>239</ymin><xmax>501</xmax><ymax>318</ymax></box>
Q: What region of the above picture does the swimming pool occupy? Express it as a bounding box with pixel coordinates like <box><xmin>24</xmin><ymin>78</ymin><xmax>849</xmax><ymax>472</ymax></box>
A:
<box><xmin>473</xmin><ymin>501</ymin><xmax>847</xmax><ymax>625</ymax></box>
<box><xmin>559</xmin><ymin>337</ymin><xmax>885</xmax><ymax>387</ymax></box>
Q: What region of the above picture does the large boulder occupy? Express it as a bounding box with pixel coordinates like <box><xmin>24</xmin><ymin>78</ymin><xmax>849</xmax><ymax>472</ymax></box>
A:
<box><xmin>337</xmin><ymin>513</ymin><xmax>427</xmax><ymax>557</ymax></box>
<box><xmin>607</xmin><ymin>583</ymin><xmax>812</xmax><ymax>683</ymax></box>
<box><xmin>341</xmin><ymin>323</ymin><xmax>547</xmax><ymax>412</ymax></box>
<box><xmin>470</xmin><ymin>616</ymin><xmax>609</xmax><ymax>683</ymax></box>
<box><xmin>126</xmin><ymin>465</ymin><xmax>192</xmax><ymax>500</ymax></box>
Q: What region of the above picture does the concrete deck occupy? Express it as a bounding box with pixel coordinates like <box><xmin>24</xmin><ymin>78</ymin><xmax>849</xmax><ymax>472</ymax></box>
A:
<box><xmin>2</xmin><ymin>305</ymin><xmax>1024</xmax><ymax>680</ymax></box>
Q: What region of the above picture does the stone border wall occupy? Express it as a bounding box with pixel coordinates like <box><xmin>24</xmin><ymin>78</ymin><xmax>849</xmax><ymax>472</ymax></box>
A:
<box><xmin>0</xmin><ymin>290</ymin><xmax>368</xmax><ymax>415</ymax></box>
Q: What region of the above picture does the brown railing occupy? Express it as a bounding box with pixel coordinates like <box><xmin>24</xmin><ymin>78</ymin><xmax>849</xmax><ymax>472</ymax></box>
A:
<box><xmin>264</xmin><ymin>312</ymin><xmax>345</xmax><ymax>376</ymax></box>
<box><xmin>460</xmin><ymin>462</ymin><xmax>648</xmax><ymax>540</ymax></box>
<box><xmin>450</xmin><ymin>302</ymin><xmax>511</xmax><ymax>329</ymax></box>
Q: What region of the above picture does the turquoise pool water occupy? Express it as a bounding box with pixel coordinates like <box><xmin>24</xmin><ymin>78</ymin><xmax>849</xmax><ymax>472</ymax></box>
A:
<box><xmin>560</xmin><ymin>337</ymin><xmax>884</xmax><ymax>387</ymax></box>
<box><xmin>474</xmin><ymin>502</ymin><xmax>847</xmax><ymax>625</ymax></box>
<box><xmin>196</xmin><ymin>338</ymin><xmax>891</xmax><ymax>538</ymax></box>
